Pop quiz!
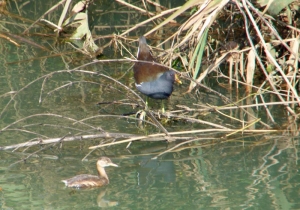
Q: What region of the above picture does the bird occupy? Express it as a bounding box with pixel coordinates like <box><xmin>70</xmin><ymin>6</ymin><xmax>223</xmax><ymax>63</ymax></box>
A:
<box><xmin>133</xmin><ymin>36</ymin><xmax>181</xmax><ymax>102</ymax></box>
<box><xmin>61</xmin><ymin>157</ymin><xmax>118</xmax><ymax>188</ymax></box>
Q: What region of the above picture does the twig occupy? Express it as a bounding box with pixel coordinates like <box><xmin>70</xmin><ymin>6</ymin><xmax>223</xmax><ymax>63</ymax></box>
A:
<box><xmin>152</xmin><ymin>137</ymin><xmax>218</xmax><ymax>159</ymax></box>
<box><xmin>0</xmin><ymin>133</ymin><xmax>136</xmax><ymax>151</ymax></box>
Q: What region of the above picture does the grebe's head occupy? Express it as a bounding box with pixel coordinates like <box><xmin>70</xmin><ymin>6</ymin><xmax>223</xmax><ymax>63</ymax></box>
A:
<box><xmin>97</xmin><ymin>157</ymin><xmax>118</xmax><ymax>168</ymax></box>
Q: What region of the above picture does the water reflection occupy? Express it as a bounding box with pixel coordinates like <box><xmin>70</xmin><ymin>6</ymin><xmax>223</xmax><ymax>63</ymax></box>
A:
<box><xmin>1</xmin><ymin>0</ymin><xmax>299</xmax><ymax>209</ymax></box>
<box><xmin>62</xmin><ymin>188</ymin><xmax>118</xmax><ymax>208</ymax></box>
<box><xmin>96</xmin><ymin>190</ymin><xmax>118</xmax><ymax>208</ymax></box>
<box><xmin>135</xmin><ymin>155</ymin><xmax>176</xmax><ymax>186</ymax></box>
<box><xmin>0</xmin><ymin>139</ymin><xmax>299</xmax><ymax>209</ymax></box>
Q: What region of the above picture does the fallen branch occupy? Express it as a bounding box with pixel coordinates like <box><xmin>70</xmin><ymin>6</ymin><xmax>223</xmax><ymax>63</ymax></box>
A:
<box><xmin>0</xmin><ymin>132</ymin><xmax>137</xmax><ymax>150</ymax></box>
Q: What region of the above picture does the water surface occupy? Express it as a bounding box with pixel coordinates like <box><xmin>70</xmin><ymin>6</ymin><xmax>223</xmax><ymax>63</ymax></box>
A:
<box><xmin>0</xmin><ymin>1</ymin><xmax>299</xmax><ymax>209</ymax></box>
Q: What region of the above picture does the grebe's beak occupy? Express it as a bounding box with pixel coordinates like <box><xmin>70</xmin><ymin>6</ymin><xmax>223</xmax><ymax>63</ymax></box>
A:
<box><xmin>109</xmin><ymin>163</ymin><xmax>118</xmax><ymax>167</ymax></box>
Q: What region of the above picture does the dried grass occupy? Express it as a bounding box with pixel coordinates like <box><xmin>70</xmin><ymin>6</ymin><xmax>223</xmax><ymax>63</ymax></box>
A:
<box><xmin>0</xmin><ymin>0</ymin><xmax>299</xmax><ymax>160</ymax></box>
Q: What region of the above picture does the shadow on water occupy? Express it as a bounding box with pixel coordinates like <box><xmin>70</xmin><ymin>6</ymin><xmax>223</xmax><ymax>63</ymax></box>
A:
<box><xmin>0</xmin><ymin>0</ymin><xmax>299</xmax><ymax>209</ymax></box>
<box><xmin>1</xmin><ymin>138</ymin><xmax>299</xmax><ymax>209</ymax></box>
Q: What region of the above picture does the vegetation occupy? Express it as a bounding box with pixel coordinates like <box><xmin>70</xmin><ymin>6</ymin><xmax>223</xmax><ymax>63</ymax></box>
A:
<box><xmin>0</xmin><ymin>0</ymin><xmax>299</xmax><ymax>157</ymax></box>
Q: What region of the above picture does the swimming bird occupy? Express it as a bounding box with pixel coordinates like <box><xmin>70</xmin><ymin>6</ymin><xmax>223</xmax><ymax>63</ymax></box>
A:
<box><xmin>61</xmin><ymin>157</ymin><xmax>118</xmax><ymax>188</ymax></box>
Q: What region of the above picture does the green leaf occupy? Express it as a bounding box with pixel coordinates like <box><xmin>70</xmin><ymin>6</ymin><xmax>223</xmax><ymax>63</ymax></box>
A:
<box><xmin>256</xmin><ymin>0</ymin><xmax>296</xmax><ymax>16</ymax></box>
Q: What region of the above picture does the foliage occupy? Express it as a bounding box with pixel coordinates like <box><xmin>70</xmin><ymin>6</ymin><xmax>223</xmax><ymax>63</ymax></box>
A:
<box><xmin>0</xmin><ymin>0</ymin><xmax>299</xmax><ymax>154</ymax></box>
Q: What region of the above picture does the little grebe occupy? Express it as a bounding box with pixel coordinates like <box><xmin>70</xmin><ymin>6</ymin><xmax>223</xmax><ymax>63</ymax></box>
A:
<box><xmin>61</xmin><ymin>157</ymin><xmax>118</xmax><ymax>188</ymax></box>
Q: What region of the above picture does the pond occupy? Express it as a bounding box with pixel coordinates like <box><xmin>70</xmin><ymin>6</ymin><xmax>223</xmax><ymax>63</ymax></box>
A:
<box><xmin>0</xmin><ymin>0</ymin><xmax>299</xmax><ymax>209</ymax></box>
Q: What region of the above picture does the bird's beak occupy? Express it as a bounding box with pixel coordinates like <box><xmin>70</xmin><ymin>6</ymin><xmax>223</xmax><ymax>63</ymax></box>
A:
<box><xmin>109</xmin><ymin>163</ymin><xmax>119</xmax><ymax>167</ymax></box>
<box><xmin>175</xmin><ymin>74</ymin><xmax>182</xmax><ymax>84</ymax></box>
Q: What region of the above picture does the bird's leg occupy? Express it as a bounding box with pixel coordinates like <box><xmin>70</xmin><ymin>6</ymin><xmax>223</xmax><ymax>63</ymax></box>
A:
<box><xmin>161</xmin><ymin>100</ymin><xmax>165</xmax><ymax>114</ymax></box>
<box><xmin>145</xmin><ymin>96</ymin><xmax>149</xmax><ymax>110</ymax></box>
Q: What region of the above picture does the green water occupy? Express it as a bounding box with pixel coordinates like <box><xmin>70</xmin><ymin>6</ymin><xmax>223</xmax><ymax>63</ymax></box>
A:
<box><xmin>0</xmin><ymin>0</ymin><xmax>299</xmax><ymax>209</ymax></box>
<box><xmin>0</xmin><ymin>140</ymin><xmax>299</xmax><ymax>209</ymax></box>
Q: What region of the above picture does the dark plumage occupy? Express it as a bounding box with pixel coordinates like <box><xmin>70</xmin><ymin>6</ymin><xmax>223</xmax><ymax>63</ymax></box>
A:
<box><xmin>133</xmin><ymin>36</ymin><xmax>181</xmax><ymax>99</ymax></box>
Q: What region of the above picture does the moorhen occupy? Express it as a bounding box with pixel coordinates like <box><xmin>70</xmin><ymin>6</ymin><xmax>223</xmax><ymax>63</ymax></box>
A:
<box><xmin>133</xmin><ymin>36</ymin><xmax>181</xmax><ymax>101</ymax></box>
